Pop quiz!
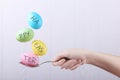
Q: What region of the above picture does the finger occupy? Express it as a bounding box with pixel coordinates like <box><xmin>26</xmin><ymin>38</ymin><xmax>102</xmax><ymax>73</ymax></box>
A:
<box><xmin>63</xmin><ymin>60</ymin><xmax>78</xmax><ymax>69</ymax></box>
<box><xmin>53</xmin><ymin>59</ymin><xmax>66</xmax><ymax>66</ymax></box>
<box><xmin>70</xmin><ymin>63</ymin><xmax>82</xmax><ymax>70</ymax></box>
<box><xmin>52</xmin><ymin>53</ymin><xmax>68</xmax><ymax>62</ymax></box>
<box><xmin>69</xmin><ymin>59</ymin><xmax>85</xmax><ymax>70</ymax></box>
<box><xmin>52</xmin><ymin>55</ymin><xmax>63</xmax><ymax>62</ymax></box>
<box><xmin>52</xmin><ymin>50</ymin><xmax>70</xmax><ymax>62</ymax></box>
<box><xmin>61</xmin><ymin>59</ymin><xmax>77</xmax><ymax>69</ymax></box>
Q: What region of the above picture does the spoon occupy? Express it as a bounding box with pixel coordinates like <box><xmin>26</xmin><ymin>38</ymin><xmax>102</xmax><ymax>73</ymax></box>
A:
<box><xmin>20</xmin><ymin>57</ymin><xmax>70</xmax><ymax>68</ymax></box>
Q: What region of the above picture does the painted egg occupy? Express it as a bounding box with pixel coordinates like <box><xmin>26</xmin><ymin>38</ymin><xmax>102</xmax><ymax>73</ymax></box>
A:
<box><xmin>20</xmin><ymin>52</ymin><xmax>39</xmax><ymax>67</ymax></box>
<box><xmin>32</xmin><ymin>40</ymin><xmax>47</xmax><ymax>56</ymax></box>
<box><xmin>16</xmin><ymin>28</ymin><xmax>34</xmax><ymax>42</ymax></box>
<box><xmin>28</xmin><ymin>12</ymin><xmax>43</xmax><ymax>29</ymax></box>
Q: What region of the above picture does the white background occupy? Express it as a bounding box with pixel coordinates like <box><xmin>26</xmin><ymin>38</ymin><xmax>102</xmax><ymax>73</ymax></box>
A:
<box><xmin>0</xmin><ymin>0</ymin><xmax>120</xmax><ymax>80</ymax></box>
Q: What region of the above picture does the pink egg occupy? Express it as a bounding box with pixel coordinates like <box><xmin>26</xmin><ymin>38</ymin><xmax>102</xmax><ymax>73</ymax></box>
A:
<box><xmin>20</xmin><ymin>52</ymin><xmax>39</xmax><ymax>67</ymax></box>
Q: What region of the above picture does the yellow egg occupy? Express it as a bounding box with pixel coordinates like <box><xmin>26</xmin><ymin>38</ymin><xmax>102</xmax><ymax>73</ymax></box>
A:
<box><xmin>32</xmin><ymin>40</ymin><xmax>47</xmax><ymax>56</ymax></box>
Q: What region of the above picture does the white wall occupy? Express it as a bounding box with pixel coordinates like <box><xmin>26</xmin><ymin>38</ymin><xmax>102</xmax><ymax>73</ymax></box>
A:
<box><xmin>0</xmin><ymin>0</ymin><xmax>120</xmax><ymax>80</ymax></box>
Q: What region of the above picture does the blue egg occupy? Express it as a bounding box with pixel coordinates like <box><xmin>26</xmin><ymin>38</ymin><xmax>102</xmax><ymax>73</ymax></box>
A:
<box><xmin>28</xmin><ymin>12</ymin><xmax>43</xmax><ymax>29</ymax></box>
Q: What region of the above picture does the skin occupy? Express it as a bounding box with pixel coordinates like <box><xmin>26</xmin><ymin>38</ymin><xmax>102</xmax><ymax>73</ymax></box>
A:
<box><xmin>52</xmin><ymin>48</ymin><xmax>120</xmax><ymax>77</ymax></box>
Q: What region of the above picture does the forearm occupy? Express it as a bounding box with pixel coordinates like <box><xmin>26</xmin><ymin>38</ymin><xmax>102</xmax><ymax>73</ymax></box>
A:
<box><xmin>86</xmin><ymin>52</ymin><xmax>120</xmax><ymax>77</ymax></box>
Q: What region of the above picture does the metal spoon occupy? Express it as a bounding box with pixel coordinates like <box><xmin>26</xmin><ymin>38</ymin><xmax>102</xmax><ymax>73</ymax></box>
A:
<box><xmin>20</xmin><ymin>57</ymin><xmax>70</xmax><ymax>67</ymax></box>
<box><xmin>39</xmin><ymin>61</ymin><xmax>55</xmax><ymax>65</ymax></box>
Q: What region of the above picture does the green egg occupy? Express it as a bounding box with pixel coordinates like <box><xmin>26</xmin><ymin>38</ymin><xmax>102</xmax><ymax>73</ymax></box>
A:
<box><xmin>16</xmin><ymin>28</ymin><xmax>34</xmax><ymax>42</ymax></box>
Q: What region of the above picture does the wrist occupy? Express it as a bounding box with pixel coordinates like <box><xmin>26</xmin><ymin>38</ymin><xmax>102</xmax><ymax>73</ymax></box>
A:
<box><xmin>84</xmin><ymin>50</ymin><xmax>98</xmax><ymax>64</ymax></box>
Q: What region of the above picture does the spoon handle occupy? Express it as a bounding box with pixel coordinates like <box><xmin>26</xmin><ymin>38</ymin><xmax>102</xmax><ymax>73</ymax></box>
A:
<box><xmin>39</xmin><ymin>61</ymin><xmax>55</xmax><ymax>65</ymax></box>
<box><xmin>39</xmin><ymin>57</ymin><xmax>70</xmax><ymax>66</ymax></box>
